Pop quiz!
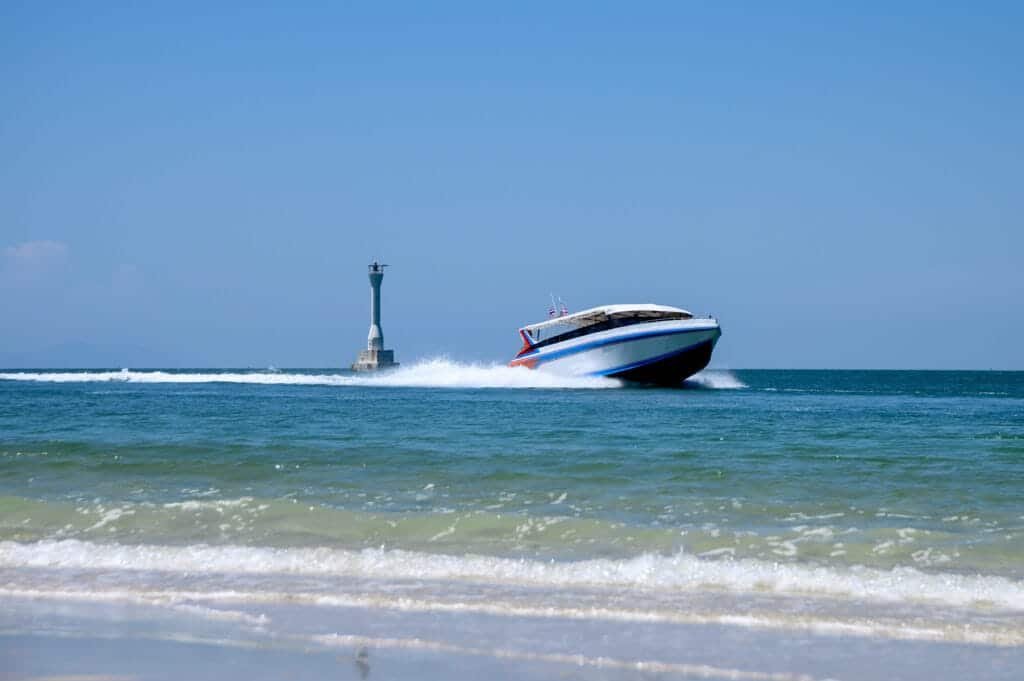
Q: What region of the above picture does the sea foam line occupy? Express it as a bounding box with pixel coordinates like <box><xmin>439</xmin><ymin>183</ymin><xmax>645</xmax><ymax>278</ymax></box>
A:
<box><xmin>3</xmin><ymin>586</ymin><xmax>1021</xmax><ymax>648</ymax></box>
<box><xmin>1</xmin><ymin>540</ymin><xmax>1020</xmax><ymax>612</ymax></box>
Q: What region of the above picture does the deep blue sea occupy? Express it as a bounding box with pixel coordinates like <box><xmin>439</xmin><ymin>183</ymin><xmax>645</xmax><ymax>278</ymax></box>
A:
<box><xmin>2</xmin><ymin>364</ymin><xmax>1023</xmax><ymax>678</ymax></box>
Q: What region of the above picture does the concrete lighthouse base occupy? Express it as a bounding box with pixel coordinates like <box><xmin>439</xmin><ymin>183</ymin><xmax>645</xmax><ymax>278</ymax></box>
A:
<box><xmin>351</xmin><ymin>349</ymin><xmax>399</xmax><ymax>372</ymax></box>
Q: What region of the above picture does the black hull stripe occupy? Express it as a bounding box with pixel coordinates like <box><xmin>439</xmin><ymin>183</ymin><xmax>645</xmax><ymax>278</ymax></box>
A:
<box><xmin>602</xmin><ymin>339</ymin><xmax>717</xmax><ymax>385</ymax></box>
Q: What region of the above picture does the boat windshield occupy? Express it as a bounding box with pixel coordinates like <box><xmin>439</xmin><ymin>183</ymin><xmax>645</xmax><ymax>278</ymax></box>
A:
<box><xmin>525</xmin><ymin>309</ymin><xmax>691</xmax><ymax>348</ymax></box>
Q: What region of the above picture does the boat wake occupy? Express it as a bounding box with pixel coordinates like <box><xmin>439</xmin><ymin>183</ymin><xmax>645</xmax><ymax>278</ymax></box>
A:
<box><xmin>0</xmin><ymin>359</ymin><xmax>616</xmax><ymax>390</ymax></box>
<box><xmin>347</xmin><ymin>358</ymin><xmax>621</xmax><ymax>389</ymax></box>
<box><xmin>685</xmin><ymin>370</ymin><xmax>748</xmax><ymax>390</ymax></box>
<box><xmin>0</xmin><ymin>361</ymin><xmax>746</xmax><ymax>390</ymax></box>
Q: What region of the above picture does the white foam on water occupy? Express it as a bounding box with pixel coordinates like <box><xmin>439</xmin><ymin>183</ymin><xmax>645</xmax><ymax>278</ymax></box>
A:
<box><xmin>161</xmin><ymin>498</ymin><xmax>255</xmax><ymax>511</ymax></box>
<box><xmin>0</xmin><ymin>362</ymin><xmax>750</xmax><ymax>390</ymax></box>
<box><xmin>2</xmin><ymin>540</ymin><xmax>1021</xmax><ymax>612</ymax></box>
<box><xmin>686</xmin><ymin>370</ymin><xmax>748</xmax><ymax>389</ymax></box>
<box><xmin>353</xmin><ymin>357</ymin><xmax>619</xmax><ymax>389</ymax></box>
<box><xmin>5</xmin><ymin>585</ymin><xmax>1021</xmax><ymax>648</ymax></box>
<box><xmin>0</xmin><ymin>359</ymin><xmax>619</xmax><ymax>390</ymax></box>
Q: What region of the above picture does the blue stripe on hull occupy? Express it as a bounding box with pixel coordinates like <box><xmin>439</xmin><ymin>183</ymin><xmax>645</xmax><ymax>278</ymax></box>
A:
<box><xmin>521</xmin><ymin>325</ymin><xmax>718</xmax><ymax>364</ymax></box>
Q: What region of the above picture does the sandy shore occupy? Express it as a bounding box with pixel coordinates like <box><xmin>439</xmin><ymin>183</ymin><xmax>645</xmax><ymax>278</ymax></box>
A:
<box><xmin>3</xmin><ymin>591</ymin><xmax>1023</xmax><ymax>681</ymax></box>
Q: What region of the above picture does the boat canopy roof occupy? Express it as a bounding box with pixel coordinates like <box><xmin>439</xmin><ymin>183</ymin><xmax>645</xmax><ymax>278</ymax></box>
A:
<box><xmin>521</xmin><ymin>304</ymin><xmax>693</xmax><ymax>341</ymax></box>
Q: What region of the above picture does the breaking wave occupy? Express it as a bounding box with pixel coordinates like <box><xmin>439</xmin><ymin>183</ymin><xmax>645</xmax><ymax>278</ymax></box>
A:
<box><xmin>1</xmin><ymin>539</ymin><xmax>1021</xmax><ymax>612</ymax></box>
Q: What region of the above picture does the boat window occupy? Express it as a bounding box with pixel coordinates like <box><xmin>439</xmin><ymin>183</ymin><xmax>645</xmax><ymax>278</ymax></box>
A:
<box><xmin>528</xmin><ymin>310</ymin><xmax>691</xmax><ymax>351</ymax></box>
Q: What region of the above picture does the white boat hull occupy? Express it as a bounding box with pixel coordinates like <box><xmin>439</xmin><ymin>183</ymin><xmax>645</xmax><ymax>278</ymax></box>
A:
<box><xmin>510</xmin><ymin>319</ymin><xmax>721</xmax><ymax>384</ymax></box>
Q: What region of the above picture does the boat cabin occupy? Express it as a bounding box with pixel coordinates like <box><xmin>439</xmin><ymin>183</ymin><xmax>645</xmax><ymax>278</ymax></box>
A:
<box><xmin>519</xmin><ymin>304</ymin><xmax>693</xmax><ymax>351</ymax></box>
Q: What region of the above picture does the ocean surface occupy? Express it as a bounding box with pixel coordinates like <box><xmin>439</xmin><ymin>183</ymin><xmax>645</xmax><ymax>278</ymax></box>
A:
<box><xmin>2</xmin><ymin>363</ymin><xmax>1023</xmax><ymax>679</ymax></box>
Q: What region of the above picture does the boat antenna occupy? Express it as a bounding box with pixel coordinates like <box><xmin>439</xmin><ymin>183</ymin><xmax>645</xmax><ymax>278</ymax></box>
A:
<box><xmin>549</xmin><ymin>293</ymin><xmax>557</xmax><ymax>318</ymax></box>
<box><xmin>558</xmin><ymin>296</ymin><xmax>568</xmax><ymax>317</ymax></box>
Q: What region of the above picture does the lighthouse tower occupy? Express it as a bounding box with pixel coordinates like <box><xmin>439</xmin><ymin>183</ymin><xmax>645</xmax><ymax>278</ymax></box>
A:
<box><xmin>351</xmin><ymin>261</ymin><xmax>399</xmax><ymax>371</ymax></box>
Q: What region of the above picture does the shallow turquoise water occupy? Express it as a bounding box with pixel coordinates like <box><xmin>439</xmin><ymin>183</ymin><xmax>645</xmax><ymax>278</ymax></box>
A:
<box><xmin>3</xmin><ymin>364</ymin><xmax>1024</xmax><ymax>676</ymax></box>
<box><xmin>1</xmin><ymin>366</ymin><xmax>1021</xmax><ymax>575</ymax></box>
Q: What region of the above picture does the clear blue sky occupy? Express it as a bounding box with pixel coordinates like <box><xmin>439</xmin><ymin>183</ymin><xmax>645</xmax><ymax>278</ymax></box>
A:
<box><xmin>2</xmin><ymin>2</ymin><xmax>1021</xmax><ymax>368</ymax></box>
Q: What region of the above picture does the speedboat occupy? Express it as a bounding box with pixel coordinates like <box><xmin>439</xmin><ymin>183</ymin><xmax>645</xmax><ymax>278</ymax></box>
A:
<box><xmin>509</xmin><ymin>304</ymin><xmax>721</xmax><ymax>385</ymax></box>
